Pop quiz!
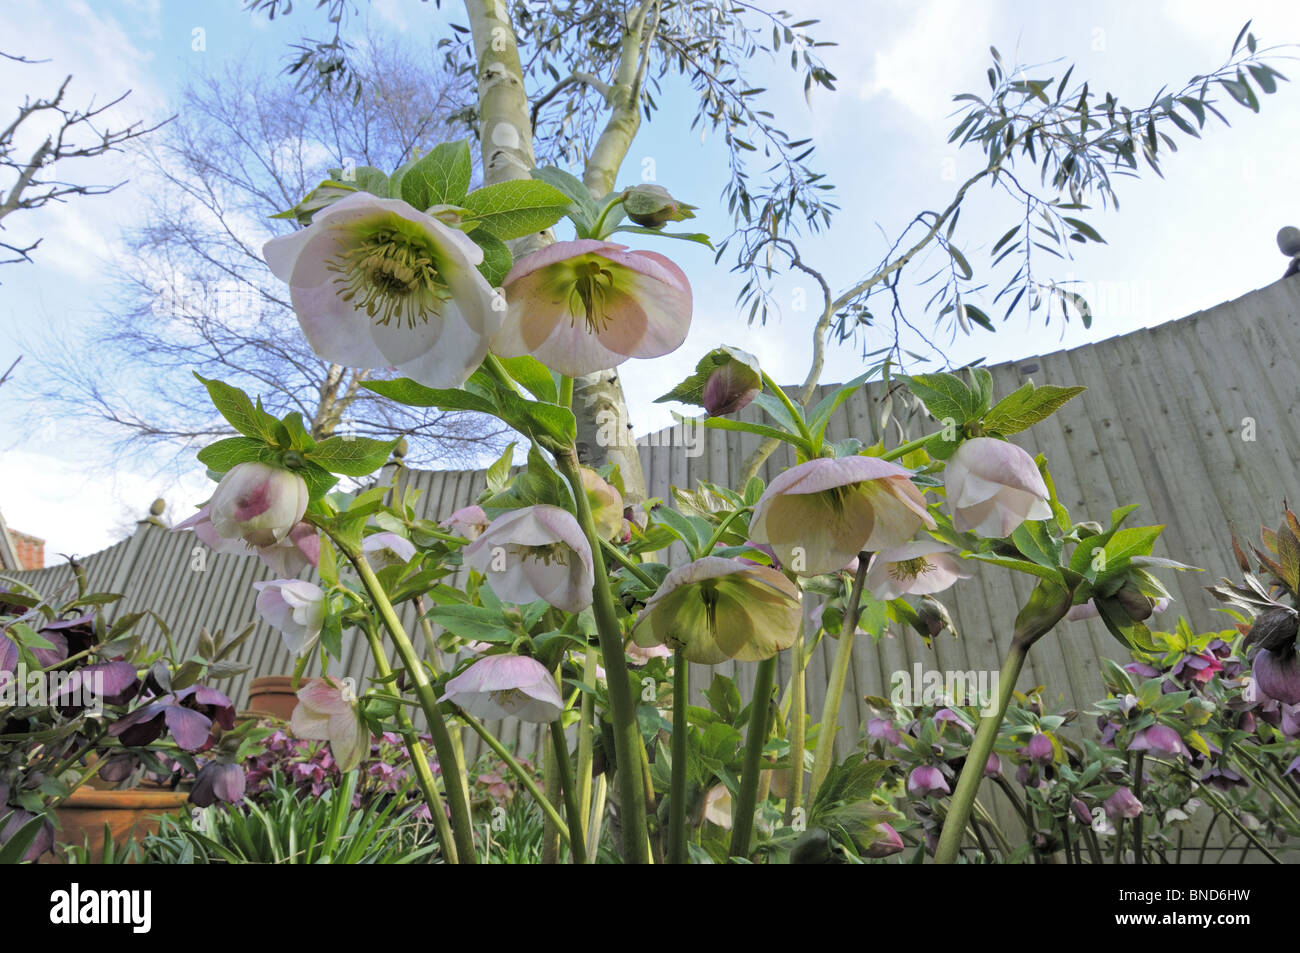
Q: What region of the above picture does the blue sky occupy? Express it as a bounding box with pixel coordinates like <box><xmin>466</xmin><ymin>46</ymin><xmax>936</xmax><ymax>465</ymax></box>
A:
<box><xmin>1</xmin><ymin>0</ymin><xmax>1298</xmax><ymax>559</ymax></box>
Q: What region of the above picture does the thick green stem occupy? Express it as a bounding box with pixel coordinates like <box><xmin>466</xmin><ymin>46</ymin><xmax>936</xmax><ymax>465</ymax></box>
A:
<box><xmin>668</xmin><ymin>647</ymin><xmax>690</xmax><ymax>864</ymax></box>
<box><xmin>808</xmin><ymin>555</ymin><xmax>869</xmax><ymax>801</ymax></box>
<box><xmin>457</xmin><ymin>709</ymin><xmax>569</xmax><ymax>841</ymax></box>
<box><xmin>1132</xmin><ymin>751</ymin><xmax>1145</xmax><ymax>864</ymax></box>
<box><xmin>550</xmin><ymin>720</ymin><xmax>588</xmax><ymax>863</ymax></box>
<box><xmin>934</xmin><ymin>641</ymin><xmax>1027</xmax><ymax>864</ymax></box>
<box><xmin>361</xmin><ymin>621</ymin><xmax>457</xmax><ymax>863</ymax></box>
<box><xmin>351</xmin><ymin>552</ymin><xmax>477</xmax><ymax>863</ymax></box>
<box><xmin>554</xmin><ymin>447</ymin><xmax>651</xmax><ymax>863</ymax></box>
<box><xmin>784</xmin><ymin>623</ymin><xmax>806</xmax><ymax>826</ymax></box>
<box><xmin>575</xmin><ymin>643</ymin><xmax>598</xmax><ymax>837</ymax></box>
<box><xmin>730</xmin><ymin>654</ymin><xmax>777</xmax><ymax>859</ymax></box>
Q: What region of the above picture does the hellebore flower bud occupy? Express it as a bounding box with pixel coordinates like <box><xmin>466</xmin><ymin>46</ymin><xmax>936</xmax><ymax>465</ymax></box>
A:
<box><xmin>985</xmin><ymin>754</ymin><xmax>1003</xmax><ymax>778</ymax></box>
<box><xmin>622</xmin><ymin>184</ymin><xmax>697</xmax><ymax>228</ymax></box>
<box><xmin>581</xmin><ymin>468</ymin><xmax>625</xmax><ymax>541</ymax></box>
<box><xmin>943</xmin><ymin>437</ymin><xmax>1052</xmax><ymax>537</ymax></box>
<box><xmin>790</xmin><ymin>826</ymin><xmax>834</xmax><ymax>864</ymax></box>
<box><xmin>1027</xmin><ymin>732</ymin><xmax>1054</xmax><ymax>763</ymax></box>
<box><xmin>1246</xmin><ymin>606</ymin><xmax>1299</xmax><ymax>653</ymax></box>
<box><xmin>1071</xmin><ymin>798</ymin><xmax>1092</xmax><ymax>826</ymax></box>
<box><xmin>207</xmin><ymin>462</ymin><xmax>309</xmax><ymax>548</ymax></box>
<box><xmin>864</xmin><ymin>822</ymin><xmax>905</xmax><ymax>858</ymax></box>
<box><xmin>1113</xmin><ymin>582</ymin><xmax>1158</xmax><ymax>622</ymax></box>
<box><xmin>701</xmin><ymin>349</ymin><xmax>762</xmax><ymax>417</ymax></box>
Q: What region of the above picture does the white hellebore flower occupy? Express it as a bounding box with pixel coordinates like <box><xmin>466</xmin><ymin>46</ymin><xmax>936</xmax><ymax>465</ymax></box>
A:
<box><xmin>943</xmin><ymin>437</ymin><xmax>1052</xmax><ymax>537</ymax></box>
<box><xmin>864</xmin><ymin>541</ymin><xmax>973</xmax><ymax>601</ymax></box>
<box><xmin>442</xmin><ymin>654</ymin><xmax>564</xmax><ymax>723</ymax></box>
<box><xmin>462</xmin><ymin>505</ymin><xmax>595</xmax><ymax>613</ymax></box>
<box><xmin>263</xmin><ymin>192</ymin><xmax>500</xmax><ymax>388</ymax></box>
<box><xmin>253</xmin><ymin>578</ymin><xmax>327</xmax><ymax>656</ymax></box>
<box><xmin>291</xmin><ymin>676</ymin><xmax>369</xmax><ymax>772</ymax></box>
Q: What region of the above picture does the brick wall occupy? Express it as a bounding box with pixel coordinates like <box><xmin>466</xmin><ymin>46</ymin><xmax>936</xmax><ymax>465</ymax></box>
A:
<box><xmin>9</xmin><ymin>530</ymin><xmax>44</xmax><ymax>570</ymax></box>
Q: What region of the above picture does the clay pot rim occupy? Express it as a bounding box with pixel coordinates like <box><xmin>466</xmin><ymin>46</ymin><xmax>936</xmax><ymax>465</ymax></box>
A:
<box><xmin>61</xmin><ymin>788</ymin><xmax>191</xmax><ymax>809</ymax></box>
<box><xmin>248</xmin><ymin>675</ymin><xmax>315</xmax><ymax>691</ymax></box>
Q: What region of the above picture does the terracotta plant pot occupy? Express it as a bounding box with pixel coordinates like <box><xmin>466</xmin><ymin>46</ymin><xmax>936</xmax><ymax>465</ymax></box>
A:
<box><xmin>245</xmin><ymin>675</ymin><xmax>315</xmax><ymax>722</ymax></box>
<box><xmin>49</xmin><ymin>788</ymin><xmax>190</xmax><ymax>863</ymax></box>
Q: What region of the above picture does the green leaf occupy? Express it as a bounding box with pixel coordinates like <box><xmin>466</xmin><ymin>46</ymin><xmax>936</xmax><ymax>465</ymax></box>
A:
<box><xmin>705</xmin><ymin>675</ymin><xmax>742</xmax><ymax>724</ymax></box>
<box><xmin>806</xmin><ymin>372</ymin><xmax>873</xmax><ymax>444</ymax></box>
<box><xmin>982</xmin><ymin>382</ymin><xmax>1086</xmax><ymax>435</ymax></box>
<box><xmin>905</xmin><ymin>373</ymin><xmax>983</xmax><ymax>426</ymax></box>
<box><xmin>362</xmin><ymin>378</ymin><xmax>498</xmax><ymax>416</ymax></box>
<box><xmin>194</xmin><ymin>375</ymin><xmax>280</xmax><ymax>443</ymax></box>
<box><xmin>498</xmin><ymin>356</ymin><xmax>557</xmax><ymax>403</ymax></box>
<box><xmin>469</xmin><ymin>229</ymin><xmax>512</xmax><ymax>287</ymax></box>
<box><xmin>607</xmin><ymin>225</ymin><xmax>715</xmax><ymax>249</ymax></box>
<box><xmin>197</xmin><ymin>437</ymin><xmax>277</xmax><ymax>472</ymax></box>
<box><xmin>0</xmin><ymin>811</ymin><xmax>48</xmax><ymax>864</ymax></box>
<box><xmin>1011</xmin><ymin>521</ymin><xmax>1063</xmax><ymax>568</ymax></box>
<box><xmin>425</xmin><ymin>605</ymin><xmax>516</xmax><ymax>643</ymax></box>
<box><xmin>298</xmin><ymin>461</ymin><xmax>339</xmax><ymax>501</ymax></box>
<box><xmin>350</xmin><ymin>166</ymin><xmax>389</xmax><ymax>197</ymax></box>
<box><xmin>485</xmin><ymin>441</ymin><xmax>517</xmax><ymax>493</ymax></box>
<box><xmin>531</xmin><ymin>166</ymin><xmax>598</xmax><ymax>231</ymax></box>
<box><xmin>397</xmin><ymin>140</ymin><xmax>473</xmax><ymax>208</ymax></box>
<box><xmin>965</xmin><ymin>552</ymin><xmax>1064</xmax><ymax>583</ymax></box>
<box><xmin>497</xmin><ymin>391</ymin><xmax>576</xmax><ymax>448</ymax></box>
<box><xmin>461</xmin><ymin>179</ymin><xmax>574</xmax><ymax>240</ymax></box>
<box><xmin>703</xmin><ymin>415</ymin><xmax>814</xmax><ymax>458</ymax></box>
<box><xmin>307</xmin><ymin>436</ymin><xmax>398</xmax><ymax>477</ymax></box>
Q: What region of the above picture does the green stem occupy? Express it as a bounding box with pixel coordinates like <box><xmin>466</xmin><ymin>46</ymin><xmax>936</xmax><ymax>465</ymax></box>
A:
<box><xmin>559</xmin><ymin>374</ymin><xmax>574</xmax><ymax>409</ymax></box>
<box><xmin>761</xmin><ymin>371</ymin><xmax>815</xmax><ymax>449</ymax></box>
<box><xmin>808</xmin><ymin>554</ymin><xmax>869</xmax><ymax>800</ymax></box>
<box><xmin>1132</xmin><ymin>751</ymin><xmax>1145</xmax><ymax>864</ymax></box>
<box><xmin>668</xmin><ymin>646</ymin><xmax>690</xmax><ymax>864</ymax></box>
<box><xmin>730</xmin><ymin>654</ymin><xmax>777</xmax><ymax>859</ymax></box>
<box><xmin>599</xmin><ymin>537</ymin><xmax>658</xmax><ymax>588</ymax></box>
<box><xmin>701</xmin><ymin>506</ymin><xmax>752</xmax><ymax>555</ymax></box>
<box><xmin>550</xmin><ymin>720</ymin><xmax>588</xmax><ymax>862</ymax></box>
<box><xmin>575</xmin><ymin>642</ymin><xmax>598</xmax><ymax>838</ymax></box>
<box><xmin>351</xmin><ymin>551</ymin><xmax>477</xmax><ymax>864</ymax></box>
<box><xmin>880</xmin><ymin>431</ymin><xmax>942</xmax><ymax>462</ymax></box>
<box><xmin>934</xmin><ymin>640</ymin><xmax>1027</xmax><ymax>864</ymax></box>
<box><xmin>360</xmin><ymin>620</ymin><xmax>458</xmax><ymax>863</ymax></box>
<box><xmin>589</xmin><ymin>196</ymin><xmax>626</xmax><ymax>240</ymax></box>
<box><xmin>458</xmin><ymin>709</ymin><xmax>571</xmax><ymax>841</ymax></box>
<box><xmin>555</xmin><ymin>447</ymin><xmax>651</xmax><ymax>863</ymax></box>
<box><xmin>783</xmin><ymin>622</ymin><xmax>806</xmax><ymax>827</ymax></box>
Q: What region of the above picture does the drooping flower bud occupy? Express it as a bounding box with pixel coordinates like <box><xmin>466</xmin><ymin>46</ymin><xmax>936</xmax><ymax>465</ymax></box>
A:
<box><xmin>1246</xmin><ymin>606</ymin><xmax>1299</xmax><ymax>653</ymax></box>
<box><xmin>1027</xmin><ymin>732</ymin><xmax>1054</xmax><ymax>763</ymax></box>
<box><xmin>253</xmin><ymin>579</ymin><xmax>327</xmax><ymax>657</ymax></box>
<box><xmin>1103</xmin><ymin>786</ymin><xmax>1143</xmax><ymax>822</ymax></box>
<box><xmin>864</xmin><ymin>822</ymin><xmax>905</xmax><ymax>858</ymax></box>
<box><xmin>1127</xmin><ymin>724</ymin><xmax>1189</xmax><ymax>759</ymax></box>
<box><xmin>207</xmin><ymin>462</ymin><xmax>309</xmax><ymax>548</ymax></box>
<box><xmin>701</xmin><ymin>350</ymin><xmax>762</xmax><ymax>417</ymax></box>
<box><xmin>622</xmin><ymin>184</ymin><xmax>697</xmax><ymax>228</ymax></box>
<box><xmin>291</xmin><ymin>676</ymin><xmax>370</xmax><ymax>771</ymax></box>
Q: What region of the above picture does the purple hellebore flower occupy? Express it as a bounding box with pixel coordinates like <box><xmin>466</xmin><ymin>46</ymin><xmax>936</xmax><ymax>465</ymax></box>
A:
<box><xmin>0</xmin><ymin>807</ymin><xmax>54</xmax><ymax>862</ymax></box>
<box><xmin>190</xmin><ymin>761</ymin><xmax>247</xmax><ymax>807</ymax></box>
<box><xmin>907</xmin><ymin>765</ymin><xmax>951</xmax><ymax>798</ymax></box>
<box><xmin>1200</xmin><ymin>766</ymin><xmax>1247</xmax><ymax>792</ymax></box>
<box><xmin>108</xmin><ymin>684</ymin><xmax>234</xmax><ymax>752</ymax></box>
<box><xmin>1126</xmin><ymin>724</ymin><xmax>1189</xmax><ymax>759</ymax></box>
<box><xmin>1253</xmin><ymin>647</ymin><xmax>1300</xmax><ymax>705</ymax></box>
<box><xmin>866</xmin><ymin>717</ymin><xmax>902</xmax><ymax>747</ymax></box>
<box><xmin>985</xmin><ymin>753</ymin><xmax>1003</xmax><ymax>778</ymax></box>
<box><xmin>1103</xmin><ymin>787</ymin><xmax>1144</xmax><ymax>823</ymax></box>
<box><xmin>1027</xmin><ymin>732</ymin><xmax>1054</xmax><ymax>763</ymax></box>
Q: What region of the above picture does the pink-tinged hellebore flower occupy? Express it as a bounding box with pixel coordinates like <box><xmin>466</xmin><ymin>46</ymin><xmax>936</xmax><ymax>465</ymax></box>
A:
<box><xmin>985</xmin><ymin>754</ymin><xmax>1003</xmax><ymax>778</ymax></box>
<box><xmin>263</xmin><ymin>192</ymin><xmax>499</xmax><ymax>388</ymax></box>
<box><xmin>190</xmin><ymin>761</ymin><xmax>247</xmax><ymax>807</ymax></box>
<box><xmin>1103</xmin><ymin>786</ymin><xmax>1144</xmax><ymax>822</ymax></box>
<box><xmin>291</xmin><ymin>676</ymin><xmax>370</xmax><ymax>771</ymax></box>
<box><xmin>700</xmin><ymin>347</ymin><xmax>761</xmax><ymax>417</ymax></box>
<box><xmin>1027</xmin><ymin>732</ymin><xmax>1054</xmax><ymax>763</ymax></box>
<box><xmin>492</xmin><ymin>239</ymin><xmax>692</xmax><ymax>376</ymax></box>
<box><xmin>865</xmin><ymin>541</ymin><xmax>972</xmax><ymax>601</ymax></box>
<box><xmin>441</xmin><ymin>654</ymin><xmax>563</xmax><ymax>723</ymax></box>
<box><xmin>703</xmin><ymin>784</ymin><xmax>732</xmax><ymax>829</ymax></box>
<box><xmin>581</xmin><ymin>467</ymin><xmax>625</xmax><ymax>541</ymax></box>
<box><xmin>205</xmin><ymin>462</ymin><xmax>309</xmax><ymax>548</ymax></box>
<box><xmin>864</xmin><ymin>822</ymin><xmax>905</xmax><ymax>858</ymax></box>
<box><xmin>632</xmin><ymin>556</ymin><xmax>801</xmax><ymax>665</ymax></box>
<box><xmin>943</xmin><ymin>437</ymin><xmax>1052</xmax><ymax>537</ymax></box>
<box><xmin>463</xmin><ymin>505</ymin><xmax>595</xmax><ymax>613</ymax></box>
<box><xmin>907</xmin><ymin>765</ymin><xmax>950</xmax><ymax>798</ymax></box>
<box><xmin>626</xmin><ymin>640</ymin><xmax>671</xmax><ymax>665</ymax></box>
<box><xmin>253</xmin><ymin>579</ymin><xmax>327</xmax><ymax>656</ymax></box>
<box><xmin>1127</xmin><ymin>724</ymin><xmax>1189</xmax><ymax>759</ymax></box>
<box><xmin>866</xmin><ymin>717</ymin><xmax>902</xmax><ymax>747</ymax></box>
<box><xmin>176</xmin><ymin>509</ymin><xmax>320</xmax><ymax>577</ymax></box>
<box><xmin>749</xmin><ymin>456</ymin><xmax>935</xmax><ymax>577</ymax></box>
<box><xmin>441</xmin><ymin>504</ymin><xmax>490</xmax><ymax>540</ymax></box>
<box><xmin>360</xmin><ymin>531</ymin><xmax>417</xmax><ymax>569</ymax></box>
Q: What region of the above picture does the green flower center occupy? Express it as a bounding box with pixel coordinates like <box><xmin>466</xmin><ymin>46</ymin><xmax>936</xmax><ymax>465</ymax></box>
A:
<box><xmin>516</xmin><ymin>543</ymin><xmax>570</xmax><ymax>566</ymax></box>
<box><xmin>490</xmin><ymin>688</ymin><xmax>525</xmax><ymax>708</ymax></box>
<box><xmin>889</xmin><ymin>556</ymin><xmax>935</xmax><ymax>583</ymax></box>
<box><xmin>568</xmin><ymin>259</ymin><xmax>618</xmax><ymax>334</ymax></box>
<box><xmin>327</xmin><ymin>221</ymin><xmax>450</xmax><ymax>328</ymax></box>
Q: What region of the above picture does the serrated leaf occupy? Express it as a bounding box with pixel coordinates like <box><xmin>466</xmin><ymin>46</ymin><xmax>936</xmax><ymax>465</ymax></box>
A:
<box><xmin>469</xmin><ymin>229</ymin><xmax>512</xmax><ymax>287</ymax></box>
<box><xmin>905</xmin><ymin>373</ymin><xmax>982</xmax><ymax>426</ymax></box>
<box><xmin>498</xmin><ymin>356</ymin><xmax>557</xmax><ymax>403</ymax></box>
<box><xmin>982</xmin><ymin>382</ymin><xmax>1086</xmax><ymax>435</ymax></box>
<box><xmin>194</xmin><ymin>375</ymin><xmax>280</xmax><ymax>443</ymax></box>
<box><xmin>196</xmin><ymin>437</ymin><xmax>277</xmax><ymax>472</ymax></box>
<box><xmin>462</xmin><ymin>179</ymin><xmax>573</xmax><ymax>240</ymax></box>
<box><xmin>307</xmin><ymin>436</ymin><xmax>398</xmax><ymax>477</ymax></box>
<box><xmin>398</xmin><ymin>140</ymin><xmax>473</xmax><ymax>208</ymax></box>
<box><xmin>362</xmin><ymin>378</ymin><xmax>498</xmax><ymax>415</ymax></box>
